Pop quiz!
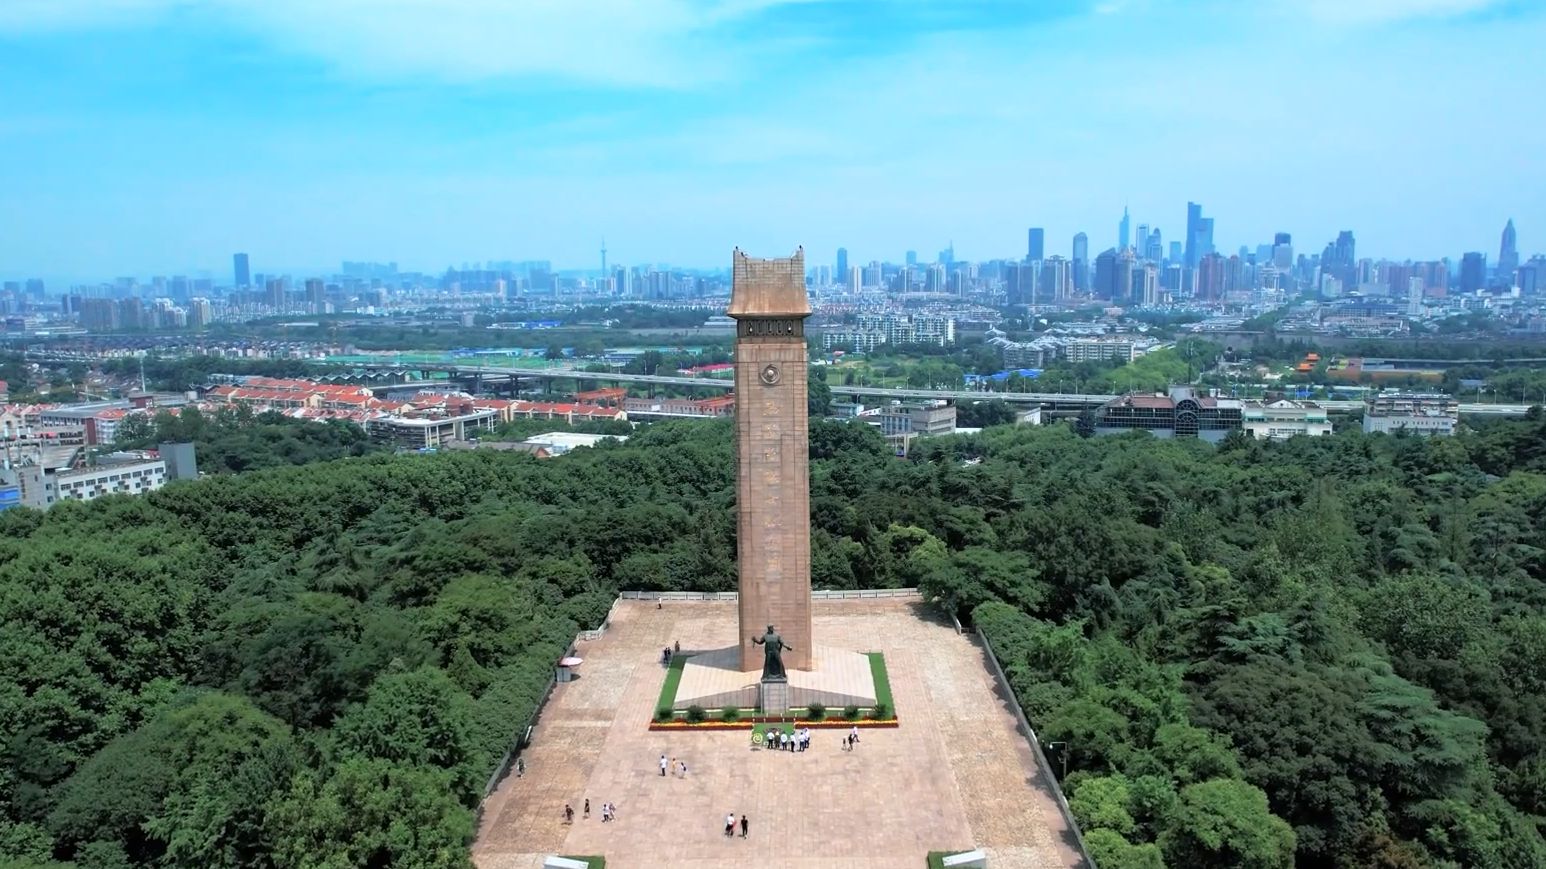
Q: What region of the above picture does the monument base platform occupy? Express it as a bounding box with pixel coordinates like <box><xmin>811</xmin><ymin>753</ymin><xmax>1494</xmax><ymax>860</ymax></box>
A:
<box><xmin>674</xmin><ymin>644</ymin><xmax>878</xmax><ymax>712</ymax></box>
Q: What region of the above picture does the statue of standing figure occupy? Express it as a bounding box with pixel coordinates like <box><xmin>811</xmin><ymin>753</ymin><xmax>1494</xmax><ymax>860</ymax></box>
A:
<box><xmin>750</xmin><ymin>624</ymin><xmax>793</xmax><ymax>680</ymax></box>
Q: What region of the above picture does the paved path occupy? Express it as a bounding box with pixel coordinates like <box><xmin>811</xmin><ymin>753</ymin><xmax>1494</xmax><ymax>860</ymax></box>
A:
<box><xmin>473</xmin><ymin>599</ymin><xmax>1087</xmax><ymax>869</ymax></box>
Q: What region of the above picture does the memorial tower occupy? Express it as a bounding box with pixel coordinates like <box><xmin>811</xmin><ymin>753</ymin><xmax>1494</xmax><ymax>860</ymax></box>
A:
<box><xmin>728</xmin><ymin>248</ymin><xmax>813</xmax><ymax>672</ymax></box>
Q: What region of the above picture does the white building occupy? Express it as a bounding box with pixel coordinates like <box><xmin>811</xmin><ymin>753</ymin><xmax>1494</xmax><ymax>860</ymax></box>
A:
<box><xmin>51</xmin><ymin>459</ymin><xmax>167</xmax><ymax>504</ymax></box>
<box><xmin>522</xmin><ymin>431</ymin><xmax>629</xmax><ymax>456</ymax></box>
<box><xmin>1362</xmin><ymin>392</ymin><xmax>1459</xmax><ymax>436</ymax></box>
<box><xmin>1240</xmin><ymin>399</ymin><xmax>1333</xmax><ymax>440</ymax></box>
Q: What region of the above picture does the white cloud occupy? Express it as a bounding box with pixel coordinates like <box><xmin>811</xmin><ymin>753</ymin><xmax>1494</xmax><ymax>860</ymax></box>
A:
<box><xmin>0</xmin><ymin>0</ymin><xmax>187</xmax><ymax>31</ymax></box>
<box><xmin>0</xmin><ymin>0</ymin><xmax>822</xmax><ymax>87</ymax></box>
<box><xmin>1288</xmin><ymin>0</ymin><xmax>1503</xmax><ymax>25</ymax></box>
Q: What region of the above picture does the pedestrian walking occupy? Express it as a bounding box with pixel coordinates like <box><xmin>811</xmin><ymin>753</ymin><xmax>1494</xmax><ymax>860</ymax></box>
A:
<box><xmin>740</xmin><ymin>814</ymin><xmax>749</xmax><ymax>838</ymax></box>
<box><xmin>670</xmin><ymin>756</ymin><xmax>678</xmax><ymax>776</ymax></box>
<box><xmin>564</xmin><ymin>804</ymin><xmax>574</xmax><ymax>824</ymax></box>
<box><xmin>660</xmin><ymin>754</ymin><xmax>668</xmax><ymax>776</ymax></box>
<box><xmin>725</xmin><ymin>812</ymin><xmax>736</xmax><ymax>837</ymax></box>
<box><xmin>680</xmin><ymin>761</ymin><xmax>689</xmax><ymax>778</ymax></box>
<box><xmin>584</xmin><ymin>798</ymin><xmax>591</xmax><ymax>819</ymax></box>
<box><xmin>851</xmin><ymin>725</ymin><xmax>860</xmax><ymax>746</ymax></box>
<box><xmin>674</xmin><ymin>640</ymin><xmax>681</xmax><ymax>654</ymax></box>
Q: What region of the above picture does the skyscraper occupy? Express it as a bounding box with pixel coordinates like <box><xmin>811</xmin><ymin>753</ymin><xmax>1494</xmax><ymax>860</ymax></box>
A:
<box><xmin>1272</xmin><ymin>233</ymin><xmax>1293</xmax><ymax>271</ymax></box>
<box><xmin>1145</xmin><ymin>229</ymin><xmax>1163</xmax><ymax>263</ymax></box>
<box><xmin>1184</xmin><ymin>202</ymin><xmax>1204</xmax><ymax>270</ymax></box>
<box><xmin>305</xmin><ymin>278</ymin><xmax>325</xmax><ymax>314</ymax></box>
<box><xmin>1027</xmin><ymin>228</ymin><xmax>1045</xmax><ymax>263</ymax></box>
<box><xmin>1460</xmin><ymin>252</ymin><xmax>1487</xmax><ymax>293</ymax></box>
<box><xmin>1119</xmin><ymin>207</ymin><xmax>1130</xmax><ymax>251</ymax></box>
<box><xmin>1072</xmin><ymin>233</ymin><xmax>1089</xmax><ymax>293</ymax></box>
<box><xmin>836</xmin><ymin>248</ymin><xmax>848</xmax><ymax>282</ymax></box>
<box><xmin>1135</xmin><ymin>223</ymin><xmax>1149</xmax><ymax>253</ymax></box>
<box><xmin>233</xmin><ymin>253</ymin><xmax>250</xmax><ymax>288</ymax></box>
<box><xmin>1040</xmin><ymin>256</ymin><xmax>1071</xmax><ymax>301</ymax></box>
<box><xmin>1093</xmin><ymin>248</ymin><xmax>1118</xmax><ymax>300</ymax></box>
<box><xmin>906</xmin><ymin>250</ymin><xmax>918</xmax><ymax>267</ymax></box>
<box><xmin>1197</xmin><ymin>253</ymin><xmax>1226</xmax><ymax>301</ymax></box>
<box><xmin>1499</xmin><ymin>219</ymin><xmax>1519</xmax><ymax>281</ymax></box>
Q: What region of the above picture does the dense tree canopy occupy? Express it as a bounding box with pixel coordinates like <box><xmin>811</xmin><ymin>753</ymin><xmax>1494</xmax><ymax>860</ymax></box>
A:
<box><xmin>4</xmin><ymin>409</ymin><xmax>1546</xmax><ymax>866</ymax></box>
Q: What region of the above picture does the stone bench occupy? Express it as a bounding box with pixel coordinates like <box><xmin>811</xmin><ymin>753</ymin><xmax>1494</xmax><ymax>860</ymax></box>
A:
<box><xmin>940</xmin><ymin>849</ymin><xmax>987</xmax><ymax>868</ymax></box>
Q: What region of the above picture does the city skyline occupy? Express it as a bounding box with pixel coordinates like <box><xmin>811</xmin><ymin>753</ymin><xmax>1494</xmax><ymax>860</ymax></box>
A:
<box><xmin>3</xmin><ymin>0</ymin><xmax>1544</xmax><ymax>281</ymax></box>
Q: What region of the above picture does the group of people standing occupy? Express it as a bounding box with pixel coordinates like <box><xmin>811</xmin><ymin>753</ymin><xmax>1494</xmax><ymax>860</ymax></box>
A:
<box><xmin>767</xmin><ymin>726</ymin><xmax>813</xmax><ymax>752</ymax></box>
<box><xmin>660</xmin><ymin>754</ymin><xmax>689</xmax><ymax>777</ymax></box>
<box><xmin>724</xmin><ymin>812</ymin><xmax>749</xmax><ymax>838</ymax></box>
<box><xmin>563</xmin><ymin>798</ymin><xmax>616</xmax><ymax>824</ymax></box>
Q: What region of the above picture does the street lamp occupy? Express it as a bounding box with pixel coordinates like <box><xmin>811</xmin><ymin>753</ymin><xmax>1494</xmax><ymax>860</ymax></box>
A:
<box><xmin>1045</xmin><ymin>741</ymin><xmax>1070</xmax><ymax>781</ymax></box>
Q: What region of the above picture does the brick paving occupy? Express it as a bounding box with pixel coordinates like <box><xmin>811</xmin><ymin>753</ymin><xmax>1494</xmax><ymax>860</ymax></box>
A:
<box><xmin>472</xmin><ymin>598</ymin><xmax>1088</xmax><ymax>869</ymax></box>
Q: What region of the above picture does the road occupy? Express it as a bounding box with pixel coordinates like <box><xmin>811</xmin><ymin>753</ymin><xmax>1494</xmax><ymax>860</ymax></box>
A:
<box><xmin>19</xmin><ymin>350</ymin><xmax>1537</xmax><ymax>415</ymax></box>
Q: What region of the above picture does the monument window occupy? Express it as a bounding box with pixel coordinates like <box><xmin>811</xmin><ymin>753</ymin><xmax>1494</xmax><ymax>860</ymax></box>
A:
<box><xmin>738</xmin><ymin>318</ymin><xmax>803</xmax><ymax>338</ymax></box>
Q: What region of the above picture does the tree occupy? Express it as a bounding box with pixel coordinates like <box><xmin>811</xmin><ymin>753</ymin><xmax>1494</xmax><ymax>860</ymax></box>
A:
<box><xmin>333</xmin><ymin>668</ymin><xmax>479</xmax><ymax>801</ymax></box>
<box><xmin>808</xmin><ymin>366</ymin><xmax>833</xmax><ymax>417</ymax></box>
<box><xmin>47</xmin><ymin>692</ymin><xmax>297</xmax><ymax>866</ymax></box>
<box><xmin>1157</xmin><ymin>779</ymin><xmax>1295</xmax><ymax>869</ymax></box>
<box><xmin>265</xmin><ymin>758</ymin><xmax>473</xmax><ymax>869</ymax></box>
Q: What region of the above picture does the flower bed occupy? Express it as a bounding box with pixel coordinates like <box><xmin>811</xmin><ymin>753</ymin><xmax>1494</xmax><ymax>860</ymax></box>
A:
<box><xmin>649</xmin><ymin>717</ymin><xmax>899</xmax><ymax>732</ymax></box>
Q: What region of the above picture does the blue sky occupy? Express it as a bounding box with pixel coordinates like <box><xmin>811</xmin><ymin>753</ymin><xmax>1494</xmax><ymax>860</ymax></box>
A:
<box><xmin>1</xmin><ymin>0</ymin><xmax>1542</xmax><ymax>283</ymax></box>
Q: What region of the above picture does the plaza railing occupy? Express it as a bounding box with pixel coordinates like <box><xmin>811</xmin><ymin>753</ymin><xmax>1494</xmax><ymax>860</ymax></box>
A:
<box><xmin>977</xmin><ymin>628</ymin><xmax>1096</xmax><ymax>867</ymax></box>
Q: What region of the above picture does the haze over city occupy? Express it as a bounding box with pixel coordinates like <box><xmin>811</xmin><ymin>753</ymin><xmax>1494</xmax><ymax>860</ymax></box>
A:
<box><xmin>3</xmin><ymin>0</ymin><xmax>1544</xmax><ymax>282</ymax></box>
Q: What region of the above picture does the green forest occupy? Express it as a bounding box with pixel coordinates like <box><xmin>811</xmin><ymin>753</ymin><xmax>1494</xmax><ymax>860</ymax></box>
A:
<box><xmin>3</xmin><ymin>413</ymin><xmax>1546</xmax><ymax>867</ymax></box>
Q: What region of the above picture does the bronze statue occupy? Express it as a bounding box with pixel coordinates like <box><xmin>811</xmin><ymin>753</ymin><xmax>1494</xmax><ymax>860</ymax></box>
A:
<box><xmin>750</xmin><ymin>624</ymin><xmax>793</xmax><ymax>680</ymax></box>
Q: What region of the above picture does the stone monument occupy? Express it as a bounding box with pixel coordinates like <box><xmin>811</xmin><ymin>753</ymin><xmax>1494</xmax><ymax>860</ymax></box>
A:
<box><xmin>668</xmin><ymin>248</ymin><xmax>876</xmax><ymax>715</ymax></box>
<box><xmin>729</xmin><ymin>248</ymin><xmax>813</xmax><ymax>673</ymax></box>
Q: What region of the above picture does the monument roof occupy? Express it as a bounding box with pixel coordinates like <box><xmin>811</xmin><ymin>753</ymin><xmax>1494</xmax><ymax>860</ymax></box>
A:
<box><xmin>727</xmin><ymin>247</ymin><xmax>812</xmax><ymax>318</ymax></box>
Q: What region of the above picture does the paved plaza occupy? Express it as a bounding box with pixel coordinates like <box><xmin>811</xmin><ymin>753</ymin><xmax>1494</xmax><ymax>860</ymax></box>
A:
<box><xmin>473</xmin><ymin>597</ymin><xmax>1087</xmax><ymax>869</ymax></box>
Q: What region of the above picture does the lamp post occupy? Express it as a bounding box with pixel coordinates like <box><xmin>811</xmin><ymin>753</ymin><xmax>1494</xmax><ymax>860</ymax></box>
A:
<box><xmin>1045</xmin><ymin>741</ymin><xmax>1070</xmax><ymax>781</ymax></box>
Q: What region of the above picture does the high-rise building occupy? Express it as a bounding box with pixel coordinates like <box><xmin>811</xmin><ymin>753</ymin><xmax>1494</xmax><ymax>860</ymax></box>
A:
<box><xmin>233</xmin><ymin>253</ymin><xmax>251</xmax><ymax>288</ymax></box>
<box><xmin>1027</xmin><ymin>228</ymin><xmax>1045</xmax><ymax>263</ymax></box>
<box><xmin>1005</xmin><ymin>262</ymin><xmax>1037</xmax><ymax>306</ymax></box>
<box><xmin>1459</xmin><ymin>252</ymin><xmax>1487</xmax><ymax>293</ymax></box>
<box><xmin>1499</xmin><ymin>219</ymin><xmax>1519</xmax><ymax>282</ymax></box>
<box><xmin>305</xmin><ymin>278</ymin><xmax>326</xmax><ymax>314</ymax></box>
<box><xmin>1072</xmin><ymin>233</ymin><xmax>1089</xmax><ymax>293</ymax></box>
<box><xmin>188</xmin><ymin>297</ymin><xmax>213</xmax><ymax>328</ymax></box>
<box><xmin>1517</xmin><ymin>256</ymin><xmax>1543</xmax><ymax>296</ymax></box>
<box><xmin>836</xmin><ymin>248</ymin><xmax>848</xmax><ymax>281</ymax></box>
<box><xmin>1040</xmin><ymin>256</ymin><xmax>1071</xmax><ymax>301</ymax></box>
<box><xmin>926</xmin><ymin>263</ymin><xmax>946</xmax><ymax>292</ymax></box>
<box><xmin>906</xmin><ymin>250</ymin><xmax>918</xmax><ymax>267</ymax></box>
<box><xmin>1135</xmin><ymin>223</ymin><xmax>1149</xmax><ymax>253</ymax></box>
<box><xmin>1197</xmin><ymin>252</ymin><xmax>1226</xmax><ymax>301</ymax></box>
<box><xmin>1119</xmin><ymin>207</ymin><xmax>1130</xmax><ymax>251</ymax></box>
<box><xmin>1169</xmin><ymin>241</ymin><xmax>1183</xmax><ymax>263</ymax></box>
<box><xmin>1145</xmin><ymin>229</ymin><xmax>1163</xmax><ymax>263</ymax></box>
<box><xmin>1132</xmin><ymin>261</ymin><xmax>1158</xmax><ymax>307</ymax></box>
<box><xmin>939</xmin><ymin>243</ymin><xmax>955</xmax><ymax>266</ymax></box>
<box><xmin>1115</xmin><ymin>248</ymin><xmax>1136</xmax><ymax>306</ymax></box>
<box><xmin>1184</xmin><ymin>202</ymin><xmax>1203</xmax><ymax>269</ymax></box>
<box><xmin>1094</xmin><ymin>248</ymin><xmax>1118</xmax><ymax>300</ymax></box>
<box><xmin>266</xmin><ymin>278</ymin><xmax>285</xmax><ymax>311</ymax></box>
<box><xmin>1272</xmin><ymin>233</ymin><xmax>1293</xmax><ymax>271</ymax></box>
